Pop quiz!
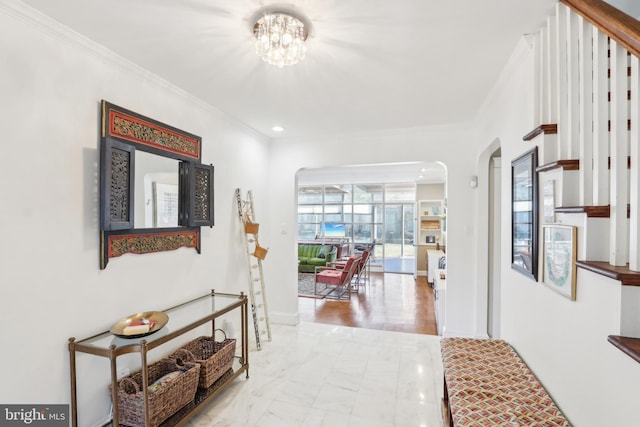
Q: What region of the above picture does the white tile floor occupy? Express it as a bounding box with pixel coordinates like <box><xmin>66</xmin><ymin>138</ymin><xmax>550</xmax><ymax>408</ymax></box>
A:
<box><xmin>187</xmin><ymin>322</ymin><xmax>444</xmax><ymax>427</ymax></box>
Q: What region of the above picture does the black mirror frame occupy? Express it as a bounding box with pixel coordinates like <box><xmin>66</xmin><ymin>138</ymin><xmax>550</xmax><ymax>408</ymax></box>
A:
<box><xmin>99</xmin><ymin>100</ymin><xmax>214</xmax><ymax>269</ymax></box>
<box><xmin>511</xmin><ymin>146</ymin><xmax>539</xmax><ymax>281</ymax></box>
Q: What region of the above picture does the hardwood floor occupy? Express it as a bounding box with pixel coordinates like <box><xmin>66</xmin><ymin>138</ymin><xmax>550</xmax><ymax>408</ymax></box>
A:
<box><xmin>298</xmin><ymin>272</ymin><xmax>438</xmax><ymax>335</ymax></box>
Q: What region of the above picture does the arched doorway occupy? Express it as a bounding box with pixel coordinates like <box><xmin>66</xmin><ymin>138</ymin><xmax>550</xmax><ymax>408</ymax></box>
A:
<box><xmin>487</xmin><ymin>149</ymin><xmax>501</xmax><ymax>338</ymax></box>
<box><xmin>296</xmin><ymin>162</ymin><xmax>447</xmax><ymax>275</ymax></box>
<box><xmin>475</xmin><ymin>139</ymin><xmax>502</xmax><ymax>338</ymax></box>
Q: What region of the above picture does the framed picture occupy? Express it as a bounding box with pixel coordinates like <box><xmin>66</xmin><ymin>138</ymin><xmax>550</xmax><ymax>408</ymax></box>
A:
<box><xmin>511</xmin><ymin>147</ymin><xmax>539</xmax><ymax>281</ymax></box>
<box><xmin>542</xmin><ymin>225</ymin><xmax>577</xmax><ymax>300</ymax></box>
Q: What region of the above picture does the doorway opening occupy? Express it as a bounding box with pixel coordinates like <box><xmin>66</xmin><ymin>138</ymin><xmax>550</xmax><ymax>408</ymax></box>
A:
<box><xmin>488</xmin><ymin>149</ymin><xmax>502</xmax><ymax>338</ymax></box>
<box><xmin>476</xmin><ymin>138</ymin><xmax>502</xmax><ymax>338</ymax></box>
<box><xmin>295</xmin><ymin>162</ymin><xmax>447</xmax><ymax>334</ymax></box>
<box><xmin>296</xmin><ymin>162</ymin><xmax>447</xmax><ymax>276</ymax></box>
<box><xmin>383</xmin><ymin>202</ymin><xmax>415</xmax><ymax>273</ymax></box>
<box><xmin>296</xmin><ymin>182</ymin><xmax>416</xmax><ymax>274</ymax></box>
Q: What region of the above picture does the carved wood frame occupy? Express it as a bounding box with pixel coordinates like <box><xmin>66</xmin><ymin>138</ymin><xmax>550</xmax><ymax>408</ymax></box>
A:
<box><xmin>99</xmin><ymin>100</ymin><xmax>213</xmax><ymax>269</ymax></box>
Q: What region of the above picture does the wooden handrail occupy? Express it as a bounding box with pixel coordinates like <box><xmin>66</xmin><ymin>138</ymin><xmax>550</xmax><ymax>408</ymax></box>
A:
<box><xmin>561</xmin><ymin>0</ymin><xmax>640</xmax><ymax>59</ymax></box>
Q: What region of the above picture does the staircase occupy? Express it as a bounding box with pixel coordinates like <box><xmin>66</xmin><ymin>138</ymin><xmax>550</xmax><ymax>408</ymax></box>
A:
<box><xmin>529</xmin><ymin>0</ymin><xmax>640</xmax><ymax>356</ymax></box>
<box><xmin>529</xmin><ymin>0</ymin><xmax>640</xmax><ymax>271</ymax></box>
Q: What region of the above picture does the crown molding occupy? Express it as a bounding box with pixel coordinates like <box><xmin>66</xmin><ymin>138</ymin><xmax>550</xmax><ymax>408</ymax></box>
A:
<box><xmin>0</xmin><ymin>0</ymin><xmax>268</xmax><ymax>142</ymax></box>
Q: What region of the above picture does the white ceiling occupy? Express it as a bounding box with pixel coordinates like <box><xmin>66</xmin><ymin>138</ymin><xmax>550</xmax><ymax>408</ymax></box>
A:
<box><xmin>298</xmin><ymin>162</ymin><xmax>447</xmax><ymax>185</ymax></box>
<box><xmin>20</xmin><ymin>0</ymin><xmax>558</xmax><ymax>140</ymax></box>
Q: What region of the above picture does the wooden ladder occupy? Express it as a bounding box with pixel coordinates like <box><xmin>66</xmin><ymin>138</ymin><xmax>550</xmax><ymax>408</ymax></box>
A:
<box><xmin>235</xmin><ymin>188</ymin><xmax>272</xmax><ymax>350</ymax></box>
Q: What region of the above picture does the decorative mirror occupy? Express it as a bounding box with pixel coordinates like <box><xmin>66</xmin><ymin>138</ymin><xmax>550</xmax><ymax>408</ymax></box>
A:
<box><xmin>99</xmin><ymin>100</ymin><xmax>214</xmax><ymax>269</ymax></box>
<box><xmin>511</xmin><ymin>147</ymin><xmax>538</xmax><ymax>281</ymax></box>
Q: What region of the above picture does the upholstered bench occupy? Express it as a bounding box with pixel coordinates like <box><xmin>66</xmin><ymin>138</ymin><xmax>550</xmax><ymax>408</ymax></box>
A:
<box><xmin>440</xmin><ymin>338</ymin><xmax>570</xmax><ymax>426</ymax></box>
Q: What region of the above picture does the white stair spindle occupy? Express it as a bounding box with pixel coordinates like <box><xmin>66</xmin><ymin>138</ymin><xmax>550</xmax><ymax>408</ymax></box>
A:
<box><xmin>610</xmin><ymin>40</ymin><xmax>630</xmax><ymax>266</ymax></box>
<box><xmin>540</xmin><ymin>26</ymin><xmax>552</xmax><ymax>126</ymax></box>
<box><xmin>534</xmin><ymin>28</ymin><xmax>542</xmax><ymax>126</ymax></box>
<box><xmin>629</xmin><ymin>55</ymin><xmax>640</xmax><ymax>271</ymax></box>
<box><xmin>593</xmin><ymin>30</ymin><xmax>610</xmax><ymax>205</ymax></box>
<box><xmin>547</xmin><ymin>15</ymin><xmax>559</xmax><ymax>131</ymax></box>
<box><xmin>567</xmin><ymin>7</ymin><xmax>580</xmax><ymax>159</ymax></box>
<box><xmin>556</xmin><ymin>4</ymin><xmax>569</xmax><ymax>161</ymax></box>
<box><xmin>579</xmin><ymin>16</ymin><xmax>594</xmax><ymax>206</ymax></box>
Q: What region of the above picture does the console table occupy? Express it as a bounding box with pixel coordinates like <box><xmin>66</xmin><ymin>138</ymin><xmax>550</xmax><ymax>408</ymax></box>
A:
<box><xmin>68</xmin><ymin>291</ymin><xmax>249</xmax><ymax>427</ymax></box>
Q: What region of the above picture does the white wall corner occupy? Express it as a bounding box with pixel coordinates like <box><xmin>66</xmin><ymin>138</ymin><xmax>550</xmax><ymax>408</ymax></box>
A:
<box><xmin>473</xmin><ymin>35</ymin><xmax>536</xmax><ymax>128</ymax></box>
<box><xmin>523</xmin><ymin>33</ymin><xmax>536</xmax><ymax>49</ymax></box>
<box><xmin>270</xmin><ymin>311</ymin><xmax>300</xmax><ymax>326</ymax></box>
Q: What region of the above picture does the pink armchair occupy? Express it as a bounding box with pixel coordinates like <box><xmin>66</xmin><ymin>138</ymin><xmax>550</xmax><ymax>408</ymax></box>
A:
<box><xmin>314</xmin><ymin>254</ymin><xmax>361</xmax><ymax>300</ymax></box>
<box><xmin>352</xmin><ymin>249</ymin><xmax>371</xmax><ymax>289</ymax></box>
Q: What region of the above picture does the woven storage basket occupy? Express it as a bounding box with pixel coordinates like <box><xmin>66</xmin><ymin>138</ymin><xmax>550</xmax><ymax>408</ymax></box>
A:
<box><xmin>244</xmin><ymin>221</ymin><xmax>259</xmax><ymax>234</ymax></box>
<box><xmin>170</xmin><ymin>330</ymin><xmax>236</xmax><ymax>389</ymax></box>
<box><xmin>253</xmin><ymin>244</ymin><xmax>268</xmax><ymax>260</ymax></box>
<box><xmin>113</xmin><ymin>358</ymin><xmax>200</xmax><ymax>427</ymax></box>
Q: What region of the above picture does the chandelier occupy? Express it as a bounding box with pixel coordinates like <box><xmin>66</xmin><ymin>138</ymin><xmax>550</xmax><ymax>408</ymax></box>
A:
<box><xmin>253</xmin><ymin>12</ymin><xmax>308</xmax><ymax>67</ymax></box>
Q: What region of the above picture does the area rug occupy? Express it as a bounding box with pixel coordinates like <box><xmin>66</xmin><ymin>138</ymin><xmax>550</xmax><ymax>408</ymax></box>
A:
<box><xmin>298</xmin><ymin>273</ymin><xmax>333</xmax><ymax>298</ymax></box>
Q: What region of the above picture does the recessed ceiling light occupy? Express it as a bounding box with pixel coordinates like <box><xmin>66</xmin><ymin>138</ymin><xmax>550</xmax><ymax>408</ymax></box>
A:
<box><xmin>272</xmin><ymin>126</ymin><xmax>284</xmax><ymax>132</ymax></box>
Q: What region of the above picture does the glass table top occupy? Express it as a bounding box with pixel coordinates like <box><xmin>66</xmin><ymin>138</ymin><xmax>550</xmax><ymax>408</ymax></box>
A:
<box><xmin>74</xmin><ymin>292</ymin><xmax>243</xmax><ymax>351</ymax></box>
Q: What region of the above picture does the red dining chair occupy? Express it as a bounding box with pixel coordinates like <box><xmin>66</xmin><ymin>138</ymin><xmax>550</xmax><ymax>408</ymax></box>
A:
<box><xmin>352</xmin><ymin>249</ymin><xmax>371</xmax><ymax>290</ymax></box>
<box><xmin>314</xmin><ymin>254</ymin><xmax>361</xmax><ymax>300</ymax></box>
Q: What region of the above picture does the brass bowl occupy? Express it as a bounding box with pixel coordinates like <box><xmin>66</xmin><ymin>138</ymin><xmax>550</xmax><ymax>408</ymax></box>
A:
<box><xmin>110</xmin><ymin>311</ymin><xmax>169</xmax><ymax>339</ymax></box>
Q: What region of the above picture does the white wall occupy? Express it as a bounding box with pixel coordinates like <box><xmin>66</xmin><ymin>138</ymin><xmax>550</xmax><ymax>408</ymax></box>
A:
<box><xmin>267</xmin><ymin>126</ymin><xmax>479</xmax><ymax>336</ymax></box>
<box><xmin>0</xmin><ymin>3</ymin><xmax>270</xmax><ymax>426</ymax></box>
<box><xmin>475</xmin><ymin>36</ymin><xmax>640</xmax><ymax>426</ymax></box>
<box><xmin>417</xmin><ymin>183</ymin><xmax>445</xmax><ymax>201</ymax></box>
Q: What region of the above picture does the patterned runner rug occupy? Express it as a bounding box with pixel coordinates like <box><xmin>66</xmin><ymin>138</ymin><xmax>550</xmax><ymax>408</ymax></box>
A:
<box><xmin>298</xmin><ymin>273</ymin><xmax>333</xmax><ymax>298</ymax></box>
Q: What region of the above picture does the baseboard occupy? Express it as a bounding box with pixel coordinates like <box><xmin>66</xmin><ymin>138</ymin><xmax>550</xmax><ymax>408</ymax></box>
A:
<box><xmin>270</xmin><ymin>311</ymin><xmax>300</xmax><ymax>326</ymax></box>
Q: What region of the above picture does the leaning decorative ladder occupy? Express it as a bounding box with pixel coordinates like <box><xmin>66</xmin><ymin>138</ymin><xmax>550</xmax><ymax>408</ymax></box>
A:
<box><xmin>235</xmin><ymin>188</ymin><xmax>272</xmax><ymax>350</ymax></box>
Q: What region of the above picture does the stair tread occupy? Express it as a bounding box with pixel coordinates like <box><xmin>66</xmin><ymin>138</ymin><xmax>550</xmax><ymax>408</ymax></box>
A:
<box><xmin>577</xmin><ymin>260</ymin><xmax>640</xmax><ymax>286</ymax></box>
<box><xmin>555</xmin><ymin>205</ymin><xmax>630</xmax><ymax>218</ymax></box>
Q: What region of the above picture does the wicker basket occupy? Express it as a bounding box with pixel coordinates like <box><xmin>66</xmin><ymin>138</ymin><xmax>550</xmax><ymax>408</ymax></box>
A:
<box><xmin>112</xmin><ymin>358</ymin><xmax>200</xmax><ymax>427</ymax></box>
<box><xmin>244</xmin><ymin>221</ymin><xmax>259</xmax><ymax>234</ymax></box>
<box><xmin>170</xmin><ymin>330</ymin><xmax>236</xmax><ymax>389</ymax></box>
<box><xmin>253</xmin><ymin>244</ymin><xmax>268</xmax><ymax>260</ymax></box>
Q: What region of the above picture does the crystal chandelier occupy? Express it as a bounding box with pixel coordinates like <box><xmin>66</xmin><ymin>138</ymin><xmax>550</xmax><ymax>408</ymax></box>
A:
<box><xmin>253</xmin><ymin>13</ymin><xmax>308</xmax><ymax>67</ymax></box>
